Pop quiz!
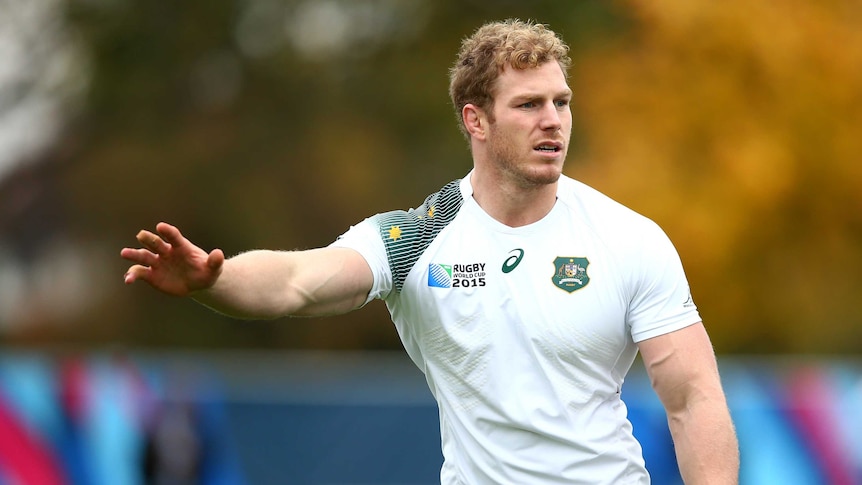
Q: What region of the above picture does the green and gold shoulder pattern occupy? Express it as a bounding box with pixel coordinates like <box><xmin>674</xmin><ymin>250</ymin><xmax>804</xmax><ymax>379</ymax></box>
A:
<box><xmin>372</xmin><ymin>179</ymin><xmax>464</xmax><ymax>292</ymax></box>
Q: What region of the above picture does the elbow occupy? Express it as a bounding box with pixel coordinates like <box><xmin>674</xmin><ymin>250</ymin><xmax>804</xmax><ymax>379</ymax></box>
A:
<box><xmin>655</xmin><ymin>377</ymin><xmax>731</xmax><ymax>430</ymax></box>
<box><xmin>649</xmin><ymin>361</ymin><xmax>724</xmax><ymax>417</ymax></box>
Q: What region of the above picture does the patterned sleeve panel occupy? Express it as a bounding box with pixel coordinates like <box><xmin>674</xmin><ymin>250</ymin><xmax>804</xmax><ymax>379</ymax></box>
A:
<box><xmin>371</xmin><ymin>179</ymin><xmax>464</xmax><ymax>293</ymax></box>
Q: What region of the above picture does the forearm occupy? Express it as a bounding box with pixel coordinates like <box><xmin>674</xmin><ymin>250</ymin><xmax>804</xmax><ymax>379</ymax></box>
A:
<box><xmin>639</xmin><ymin>324</ymin><xmax>740</xmax><ymax>484</ymax></box>
<box><xmin>667</xmin><ymin>395</ymin><xmax>739</xmax><ymax>484</ymax></box>
<box><xmin>190</xmin><ymin>247</ymin><xmax>372</xmax><ymax>320</ymax></box>
<box><xmin>191</xmin><ymin>250</ymin><xmax>300</xmax><ymax>319</ymax></box>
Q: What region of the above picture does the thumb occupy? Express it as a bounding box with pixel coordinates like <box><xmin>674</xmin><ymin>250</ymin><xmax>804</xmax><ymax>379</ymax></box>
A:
<box><xmin>207</xmin><ymin>248</ymin><xmax>225</xmax><ymax>270</ymax></box>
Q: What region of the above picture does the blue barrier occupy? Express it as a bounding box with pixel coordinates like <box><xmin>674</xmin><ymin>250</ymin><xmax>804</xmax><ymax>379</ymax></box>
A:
<box><xmin>0</xmin><ymin>351</ymin><xmax>859</xmax><ymax>484</ymax></box>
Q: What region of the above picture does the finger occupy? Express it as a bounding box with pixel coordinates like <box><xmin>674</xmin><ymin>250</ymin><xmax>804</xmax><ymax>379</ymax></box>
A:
<box><xmin>120</xmin><ymin>247</ymin><xmax>159</xmax><ymax>267</ymax></box>
<box><xmin>155</xmin><ymin>222</ymin><xmax>185</xmax><ymax>247</ymax></box>
<box><xmin>136</xmin><ymin>229</ymin><xmax>168</xmax><ymax>254</ymax></box>
<box><xmin>123</xmin><ymin>265</ymin><xmax>150</xmax><ymax>284</ymax></box>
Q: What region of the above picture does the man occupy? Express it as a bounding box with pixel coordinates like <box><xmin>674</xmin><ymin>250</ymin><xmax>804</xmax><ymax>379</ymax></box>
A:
<box><xmin>122</xmin><ymin>19</ymin><xmax>739</xmax><ymax>484</ymax></box>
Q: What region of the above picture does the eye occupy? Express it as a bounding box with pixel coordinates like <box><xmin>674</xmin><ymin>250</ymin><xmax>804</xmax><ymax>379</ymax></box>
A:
<box><xmin>520</xmin><ymin>101</ymin><xmax>536</xmax><ymax>109</ymax></box>
<box><xmin>555</xmin><ymin>99</ymin><xmax>570</xmax><ymax>108</ymax></box>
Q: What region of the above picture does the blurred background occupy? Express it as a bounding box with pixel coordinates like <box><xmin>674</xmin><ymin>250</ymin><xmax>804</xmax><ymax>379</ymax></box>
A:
<box><xmin>0</xmin><ymin>0</ymin><xmax>860</xmax><ymax>483</ymax></box>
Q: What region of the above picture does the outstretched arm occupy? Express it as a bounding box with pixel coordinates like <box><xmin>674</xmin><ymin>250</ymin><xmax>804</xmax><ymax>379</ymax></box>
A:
<box><xmin>638</xmin><ymin>322</ymin><xmax>740</xmax><ymax>484</ymax></box>
<box><xmin>120</xmin><ymin>222</ymin><xmax>374</xmax><ymax>319</ymax></box>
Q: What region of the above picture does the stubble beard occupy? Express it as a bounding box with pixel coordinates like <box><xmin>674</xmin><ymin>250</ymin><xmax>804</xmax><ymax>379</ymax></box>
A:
<box><xmin>487</xmin><ymin>124</ymin><xmax>564</xmax><ymax>189</ymax></box>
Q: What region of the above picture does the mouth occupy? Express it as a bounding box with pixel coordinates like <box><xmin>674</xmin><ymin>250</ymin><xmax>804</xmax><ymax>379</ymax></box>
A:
<box><xmin>533</xmin><ymin>142</ymin><xmax>563</xmax><ymax>153</ymax></box>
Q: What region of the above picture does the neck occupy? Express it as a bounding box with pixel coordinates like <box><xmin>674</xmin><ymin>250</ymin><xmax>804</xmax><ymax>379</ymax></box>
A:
<box><xmin>469</xmin><ymin>169</ymin><xmax>559</xmax><ymax>227</ymax></box>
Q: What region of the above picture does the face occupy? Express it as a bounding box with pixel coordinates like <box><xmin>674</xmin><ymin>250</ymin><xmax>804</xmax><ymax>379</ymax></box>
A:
<box><xmin>483</xmin><ymin>61</ymin><xmax>572</xmax><ymax>188</ymax></box>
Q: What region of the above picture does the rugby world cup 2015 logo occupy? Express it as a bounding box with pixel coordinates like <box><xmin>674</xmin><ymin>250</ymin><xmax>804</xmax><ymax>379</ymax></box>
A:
<box><xmin>428</xmin><ymin>264</ymin><xmax>453</xmax><ymax>288</ymax></box>
<box><xmin>428</xmin><ymin>263</ymin><xmax>487</xmax><ymax>288</ymax></box>
<box><xmin>552</xmin><ymin>257</ymin><xmax>590</xmax><ymax>293</ymax></box>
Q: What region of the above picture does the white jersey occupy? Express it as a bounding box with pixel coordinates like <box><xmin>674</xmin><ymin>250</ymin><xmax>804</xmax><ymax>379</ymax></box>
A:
<box><xmin>331</xmin><ymin>172</ymin><xmax>700</xmax><ymax>484</ymax></box>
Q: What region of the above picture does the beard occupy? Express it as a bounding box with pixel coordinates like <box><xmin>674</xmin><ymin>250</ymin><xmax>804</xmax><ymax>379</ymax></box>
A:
<box><xmin>487</xmin><ymin>122</ymin><xmax>565</xmax><ymax>189</ymax></box>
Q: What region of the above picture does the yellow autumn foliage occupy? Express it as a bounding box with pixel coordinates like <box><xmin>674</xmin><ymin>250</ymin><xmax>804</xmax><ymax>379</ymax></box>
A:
<box><xmin>570</xmin><ymin>0</ymin><xmax>862</xmax><ymax>352</ymax></box>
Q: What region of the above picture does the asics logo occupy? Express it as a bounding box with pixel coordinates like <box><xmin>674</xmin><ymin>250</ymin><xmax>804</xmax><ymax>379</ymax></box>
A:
<box><xmin>502</xmin><ymin>249</ymin><xmax>525</xmax><ymax>273</ymax></box>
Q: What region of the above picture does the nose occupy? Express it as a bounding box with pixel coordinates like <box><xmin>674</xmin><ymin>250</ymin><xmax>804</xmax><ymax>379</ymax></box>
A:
<box><xmin>539</xmin><ymin>103</ymin><xmax>562</xmax><ymax>131</ymax></box>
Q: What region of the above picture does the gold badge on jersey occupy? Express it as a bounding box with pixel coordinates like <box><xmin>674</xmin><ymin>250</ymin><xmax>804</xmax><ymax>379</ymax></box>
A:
<box><xmin>552</xmin><ymin>257</ymin><xmax>590</xmax><ymax>293</ymax></box>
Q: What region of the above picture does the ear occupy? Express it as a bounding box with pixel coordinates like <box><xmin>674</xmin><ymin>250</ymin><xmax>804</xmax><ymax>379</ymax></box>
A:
<box><xmin>462</xmin><ymin>104</ymin><xmax>487</xmax><ymax>140</ymax></box>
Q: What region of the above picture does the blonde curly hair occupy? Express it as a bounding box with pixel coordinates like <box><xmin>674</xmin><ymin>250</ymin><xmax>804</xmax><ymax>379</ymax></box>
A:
<box><xmin>449</xmin><ymin>19</ymin><xmax>571</xmax><ymax>138</ymax></box>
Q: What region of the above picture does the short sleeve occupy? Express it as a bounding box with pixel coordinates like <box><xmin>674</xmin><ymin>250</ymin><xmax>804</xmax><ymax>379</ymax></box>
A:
<box><xmin>328</xmin><ymin>218</ymin><xmax>394</xmax><ymax>304</ymax></box>
<box><xmin>627</xmin><ymin>222</ymin><xmax>701</xmax><ymax>343</ymax></box>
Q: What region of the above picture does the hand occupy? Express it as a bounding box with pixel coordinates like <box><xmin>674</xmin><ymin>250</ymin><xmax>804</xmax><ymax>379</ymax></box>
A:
<box><xmin>120</xmin><ymin>222</ymin><xmax>224</xmax><ymax>296</ymax></box>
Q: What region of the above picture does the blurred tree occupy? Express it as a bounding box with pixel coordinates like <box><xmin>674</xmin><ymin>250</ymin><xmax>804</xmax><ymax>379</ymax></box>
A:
<box><xmin>1</xmin><ymin>0</ymin><xmax>858</xmax><ymax>354</ymax></box>
<box><xmin>0</xmin><ymin>0</ymin><xmax>91</xmax><ymax>334</ymax></box>
<box><xmin>39</xmin><ymin>0</ymin><xmax>624</xmax><ymax>350</ymax></box>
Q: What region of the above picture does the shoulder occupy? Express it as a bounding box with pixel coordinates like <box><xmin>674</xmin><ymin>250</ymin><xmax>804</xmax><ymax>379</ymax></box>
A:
<box><xmin>557</xmin><ymin>175</ymin><xmax>664</xmax><ymax>240</ymax></box>
<box><xmin>373</xmin><ymin>179</ymin><xmax>464</xmax><ymax>235</ymax></box>
<box><xmin>371</xmin><ymin>178</ymin><xmax>466</xmax><ymax>291</ymax></box>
